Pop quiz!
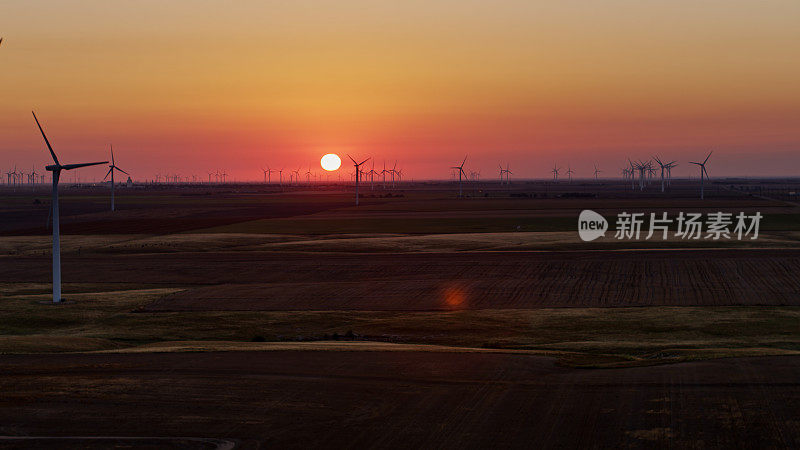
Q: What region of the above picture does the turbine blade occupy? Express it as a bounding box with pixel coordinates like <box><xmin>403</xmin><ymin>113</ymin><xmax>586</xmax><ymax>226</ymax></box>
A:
<box><xmin>103</xmin><ymin>168</ymin><xmax>112</xmax><ymax>181</ymax></box>
<box><xmin>116</xmin><ymin>167</ymin><xmax>130</xmax><ymax>175</ymax></box>
<box><xmin>347</xmin><ymin>154</ymin><xmax>357</xmax><ymax>165</ymax></box>
<box><xmin>110</xmin><ymin>144</ymin><xmax>115</xmax><ymax>165</ymax></box>
<box><xmin>461</xmin><ymin>155</ymin><xmax>467</xmax><ymax>167</ymax></box>
<box><xmin>703</xmin><ymin>151</ymin><xmax>712</xmax><ymax>164</ymax></box>
<box><xmin>62</xmin><ymin>161</ymin><xmax>108</xmax><ymax>170</ymax></box>
<box><xmin>358</xmin><ymin>157</ymin><xmax>370</xmax><ymax>166</ymax></box>
<box><xmin>32</xmin><ymin>111</ymin><xmax>60</xmax><ymax>166</ymax></box>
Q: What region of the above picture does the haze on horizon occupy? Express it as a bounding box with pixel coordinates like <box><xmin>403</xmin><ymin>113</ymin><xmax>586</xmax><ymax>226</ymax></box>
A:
<box><xmin>1</xmin><ymin>0</ymin><xmax>799</xmax><ymax>181</ymax></box>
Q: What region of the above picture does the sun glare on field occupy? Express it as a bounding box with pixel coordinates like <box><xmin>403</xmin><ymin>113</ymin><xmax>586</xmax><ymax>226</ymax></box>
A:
<box><xmin>443</xmin><ymin>285</ymin><xmax>467</xmax><ymax>309</ymax></box>
<box><xmin>321</xmin><ymin>154</ymin><xmax>342</xmax><ymax>171</ymax></box>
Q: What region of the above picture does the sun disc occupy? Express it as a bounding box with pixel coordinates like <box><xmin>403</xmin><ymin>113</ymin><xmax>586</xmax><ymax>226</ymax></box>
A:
<box><xmin>321</xmin><ymin>153</ymin><xmax>341</xmax><ymax>171</ymax></box>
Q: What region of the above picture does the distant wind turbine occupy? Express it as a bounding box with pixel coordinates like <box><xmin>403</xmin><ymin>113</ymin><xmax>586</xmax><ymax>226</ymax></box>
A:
<box><xmin>689</xmin><ymin>151</ymin><xmax>712</xmax><ymax>199</ymax></box>
<box><xmin>348</xmin><ymin>155</ymin><xmax>370</xmax><ymax>206</ymax></box>
<box><xmin>33</xmin><ymin>111</ymin><xmax>107</xmax><ymax>303</ymax></box>
<box><xmin>653</xmin><ymin>156</ymin><xmax>675</xmax><ymax>193</ymax></box>
<box><xmin>103</xmin><ymin>145</ymin><xmax>130</xmax><ymax>212</ymax></box>
<box><xmin>451</xmin><ymin>155</ymin><xmax>468</xmax><ymax>197</ymax></box>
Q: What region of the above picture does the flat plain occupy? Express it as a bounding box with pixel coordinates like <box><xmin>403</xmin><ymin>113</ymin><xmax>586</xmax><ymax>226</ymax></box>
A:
<box><xmin>1</xmin><ymin>178</ymin><xmax>799</xmax><ymax>448</ymax></box>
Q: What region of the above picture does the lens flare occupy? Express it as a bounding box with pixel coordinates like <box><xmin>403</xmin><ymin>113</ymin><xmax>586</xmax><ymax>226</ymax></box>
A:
<box><xmin>442</xmin><ymin>285</ymin><xmax>467</xmax><ymax>309</ymax></box>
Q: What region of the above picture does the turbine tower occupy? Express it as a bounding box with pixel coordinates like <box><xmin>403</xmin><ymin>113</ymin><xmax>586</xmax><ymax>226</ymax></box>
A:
<box><xmin>451</xmin><ymin>155</ymin><xmax>468</xmax><ymax>197</ymax></box>
<box><xmin>689</xmin><ymin>151</ymin><xmax>712</xmax><ymax>199</ymax></box>
<box><xmin>348</xmin><ymin>155</ymin><xmax>370</xmax><ymax>206</ymax></box>
<box><xmin>653</xmin><ymin>156</ymin><xmax>675</xmax><ymax>193</ymax></box>
<box><xmin>628</xmin><ymin>159</ymin><xmax>636</xmax><ymax>190</ymax></box>
<box><xmin>103</xmin><ymin>145</ymin><xmax>129</xmax><ymax>212</ymax></box>
<box><xmin>33</xmin><ymin>111</ymin><xmax>107</xmax><ymax>303</ymax></box>
<box><xmin>665</xmin><ymin>161</ymin><xmax>677</xmax><ymax>187</ymax></box>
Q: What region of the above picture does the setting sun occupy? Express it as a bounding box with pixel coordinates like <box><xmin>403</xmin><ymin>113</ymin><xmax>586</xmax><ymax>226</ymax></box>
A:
<box><xmin>321</xmin><ymin>154</ymin><xmax>342</xmax><ymax>171</ymax></box>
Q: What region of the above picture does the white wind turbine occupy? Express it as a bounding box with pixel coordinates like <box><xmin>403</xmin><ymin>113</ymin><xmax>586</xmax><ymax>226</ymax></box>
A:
<box><xmin>627</xmin><ymin>159</ymin><xmax>636</xmax><ymax>190</ymax></box>
<box><xmin>103</xmin><ymin>145</ymin><xmax>129</xmax><ymax>212</ymax></box>
<box><xmin>653</xmin><ymin>156</ymin><xmax>675</xmax><ymax>193</ymax></box>
<box><xmin>292</xmin><ymin>168</ymin><xmax>300</xmax><ymax>186</ymax></box>
<box><xmin>261</xmin><ymin>167</ymin><xmax>274</xmax><ymax>183</ymax></box>
<box><xmin>34</xmin><ymin>111</ymin><xmax>107</xmax><ymax>303</ymax></box>
<box><xmin>451</xmin><ymin>155</ymin><xmax>468</xmax><ymax>197</ymax></box>
<box><xmin>665</xmin><ymin>161</ymin><xmax>677</xmax><ymax>187</ymax></box>
<box><xmin>348</xmin><ymin>155</ymin><xmax>370</xmax><ymax>206</ymax></box>
<box><xmin>689</xmin><ymin>151</ymin><xmax>712</xmax><ymax>199</ymax></box>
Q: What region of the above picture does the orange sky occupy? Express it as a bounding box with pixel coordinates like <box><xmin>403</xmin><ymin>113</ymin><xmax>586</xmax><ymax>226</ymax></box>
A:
<box><xmin>1</xmin><ymin>1</ymin><xmax>799</xmax><ymax>180</ymax></box>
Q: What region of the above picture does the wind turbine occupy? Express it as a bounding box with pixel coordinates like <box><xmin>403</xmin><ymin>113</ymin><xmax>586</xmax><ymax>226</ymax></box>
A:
<box><xmin>33</xmin><ymin>112</ymin><xmax>107</xmax><ymax>303</ymax></box>
<box><xmin>348</xmin><ymin>155</ymin><xmax>370</xmax><ymax>206</ymax></box>
<box><xmin>451</xmin><ymin>155</ymin><xmax>468</xmax><ymax>197</ymax></box>
<box><xmin>498</xmin><ymin>164</ymin><xmax>505</xmax><ymax>184</ymax></box>
<box><xmin>627</xmin><ymin>159</ymin><xmax>636</xmax><ymax>190</ymax></box>
<box><xmin>593</xmin><ymin>163</ymin><xmax>601</xmax><ymax>180</ymax></box>
<box><xmin>504</xmin><ymin>163</ymin><xmax>512</xmax><ymax>185</ymax></box>
<box><xmin>566</xmin><ymin>165</ymin><xmax>574</xmax><ymax>183</ymax></box>
<box><xmin>689</xmin><ymin>151</ymin><xmax>712</xmax><ymax>199</ymax></box>
<box><xmin>368</xmin><ymin>160</ymin><xmax>376</xmax><ymax>190</ymax></box>
<box><xmin>665</xmin><ymin>161</ymin><xmax>677</xmax><ymax>187</ymax></box>
<box><xmin>653</xmin><ymin>156</ymin><xmax>675</xmax><ymax>193</ymax></box>
<box><xmin>103</xmin><ymin>145</ymin><xmax>129</xmax><ymax>212</ymax></box>
<box><xmin>552</xmin><ymin>165</ymin><xmax>560</xmax><ymax>182</ymax></box>
<box><xmin>30</xmin><ymin>166</ymin><xmax>39</xmax><ymax>185</ymax></box>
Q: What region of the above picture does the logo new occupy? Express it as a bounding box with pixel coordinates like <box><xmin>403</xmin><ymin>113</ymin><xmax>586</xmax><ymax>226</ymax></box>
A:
<box><xmin>578</xmin><ymin>210</ymin><xmax>608</xmax><ymax>241</ymax></box>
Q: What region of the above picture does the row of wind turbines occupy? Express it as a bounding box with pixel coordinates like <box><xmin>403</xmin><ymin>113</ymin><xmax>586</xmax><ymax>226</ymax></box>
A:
<box><xmin>450</xmin><ymin>152</ymin><xmax>713</xmax><ymax>199</ymax></box>
<box><xmin>259</xmin><ymin>160</ymin><xmax>404</xmax><ymax>189</ymax></box>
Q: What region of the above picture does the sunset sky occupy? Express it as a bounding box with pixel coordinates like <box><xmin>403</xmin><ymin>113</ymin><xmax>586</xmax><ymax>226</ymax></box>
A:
<box><xmin>2</xmin><ymin>0</ymin><xmax>799</xmax><ymax>180</ymax></box>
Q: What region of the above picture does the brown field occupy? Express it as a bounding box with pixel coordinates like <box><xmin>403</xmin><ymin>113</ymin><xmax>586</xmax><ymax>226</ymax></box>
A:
<box><xmin>2</xmin><ymin>182</ymin><xmax>800</xmax><ymax>447</ymax></box>
<box><xmin>1</xmin><ymin>350</ymin><xmax>799</xmax><ymax>449</ymax></box>
<box><xmin>2</xmin><ymin>249</ymin><xmax>798</xmax><ymax>311</ymax></box>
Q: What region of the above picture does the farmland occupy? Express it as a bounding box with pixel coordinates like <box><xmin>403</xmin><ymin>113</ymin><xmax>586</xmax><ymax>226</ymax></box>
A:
<box><xmin>1</xmin><ymin>180</ymin><xmax>800</xmax><ymax>447</ymax></box>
